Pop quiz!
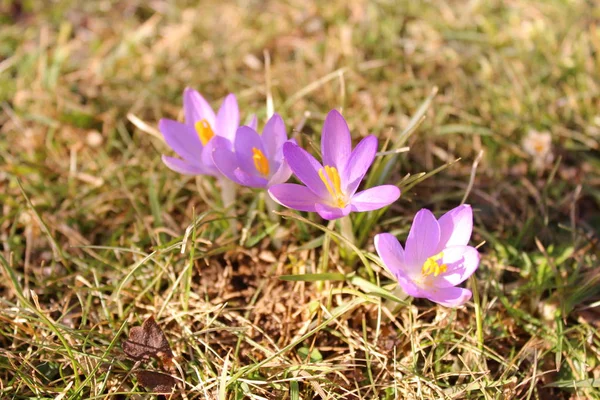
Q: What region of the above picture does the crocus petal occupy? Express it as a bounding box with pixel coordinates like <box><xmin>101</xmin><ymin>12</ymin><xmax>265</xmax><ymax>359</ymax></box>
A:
<box><xmin>162</xmin><ymin>155</ymin><xmax>210</xmax><ymax>176</ymax></box>
<box><xmin>282</xmin><ymin>142</ymin><xmax>329</xmax><ymax>198</ymax></box>
<box><xmin>200</xmin><ymin>139</ymin><xmax>219</xmax><ymax>173</ymax></box>
<box><xmin>211</xmin><ymin>135</ymin><xmax>233</xmax><ymax>151</ymax></box>
<box><xmin>374</xmin><ymin>233</ymin><xmax>405</xmax><ymax>275</ymax></box>
<box><xmin>343</xmin><ymin>135</ymin><xmax>378</xmax><ymax>195</ymax></box>
<box><xmin>233</xmin><ymin>169</ymin><xmax>268</xmax><ymax>188</ymax></box>
<box><xmin>268</xmin><ymin>183</ymin><xmax>322</xmax><ymax>212</ymax></box>
<box><xmin>247</xmin><ymin>114</ymin><xmax>258</xmax><ymax>131</ymax></box>
<box><xmin>404</xmin><ymin>209</ymin><xmax>441</xmax><ymax>270</ymax></box>
<box><xmin>270</xmin><ymin>137</ymin><xmax>296</xmax><ymax>174</ymax></box>
<box><xmin>267</xmin><ymin>158</ymin><xmax>293</xmax><ymax>187</ymax></box>
<box><xmin>321</xmin><ymin>110</ymin><xmax>352</xmax><ymax>170</ymax></box>
<box><xmin>395</xmin><ymin>272</ymin><xmax>426</xmax><ymax>298</ymax></box>
<box><xmin>434</xmin><ymin>245</ymin><xmax>480</xmax><ymax>288</ymax></box>
<box><xmin>216</xmin><ymin>94</ymin><xmax>239</xmax><ymax>141</ymax></box>
<box><xmin>261</xmin><ymin>114</ymin><xmax>287</xmax><ymax>160</ymax></box>
<box><xmin>373</xmin><ymin>233</ymin><xmax>425</xmax><ymax>298</ymax></box>
<box><xmin>235</xmin><ymin>126</ymin><xmax>266</xmax><ymax>176</ymax></box>
<box><xmin>159</xmin><ymin>119</ymin><xmax>203</xmax><ymax>163</ymax></box>
<box><xmin>314</xmin><ymin>203</ymin><xmax>351</xmax><ymax>220</ymax></box>
<box><xmin>183</xmin><ymin>88</ymin><xmax>216</xmax><ymax>128</ymax></box>
<box><xmin>350</xmin><ymin>185</ymin><xmax>400</xmax><ymax>212</ymax></box>
<box><xmin>424</xmin><ymin>287</ymin><xmax>472</xmax><ymax>307</ymax></box>
<box><xmin>437</xmin><ymin>204</ymin><xmax>473</xmax><ymax>251</ymax></box>
<box><xmin>212</xmin><ymin>147</ymin><xmax>243</xmax><ymax>185</ymax></box>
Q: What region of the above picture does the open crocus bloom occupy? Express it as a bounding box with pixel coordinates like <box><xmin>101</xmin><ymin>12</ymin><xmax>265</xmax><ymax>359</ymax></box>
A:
<box><xmin>211</xmin><ymin>114</ymin><xmax>293</xmax><ymax>188</ymax></box>
<box><xmin>159</xmin><ymin>88</ymin><xmax>255</xmax><ymax>177</ymax></box>
<box><xmin>374</xmin><ymin>205</ymin><xmax>480</xmax><ymax>307</ymax></box>
<box><xmin>268</xmin><ymin>110</ymin><xmax>400</xmax><ymax>220</ymax></box>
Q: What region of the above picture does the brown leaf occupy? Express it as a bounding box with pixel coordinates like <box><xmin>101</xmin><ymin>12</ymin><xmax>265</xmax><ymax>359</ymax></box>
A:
<box><xmin>122</xmin><ymin>316</ymin><xmax>174</xmax><ymax>367</ymax></box>
<box><xmin>135</xmin><ymin>370</ymin><xmax>178</xmax><ymax>394</ymax></box>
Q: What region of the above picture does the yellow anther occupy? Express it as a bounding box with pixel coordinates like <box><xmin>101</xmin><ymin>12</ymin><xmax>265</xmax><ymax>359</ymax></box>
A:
<box><xmin>318</xmin><ymin>165</ymin><xmax>346</xmax><ymax>208</ymax></box>
<box><xmin>195</xmin><ymin>119</ymin><xmax>215</xmax><ymax>146</ymax></box>
<box><xmin>533</xmin><ymin>143</ymin><xmax>545</xmax><ymax>154</ymax></box>
<box><xmin>252</xmin><ymin>147</ymin><xmax>270</xmax><ymax>176</ymax></box>
<box><xmin>421</xmin><ymin>252</ymin><xmax>447</xmax><ymax>277</ymax></box>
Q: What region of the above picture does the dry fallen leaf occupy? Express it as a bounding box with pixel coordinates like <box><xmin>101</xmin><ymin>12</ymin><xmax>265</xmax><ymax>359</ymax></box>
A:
<box><xmin>122</xmin><ymin>316</ymin><xmax>174</xmax><ymax>368</ymax></box>
<box><xmin>135</xmin><ymin>370</ymin><xmax>178</xmax><ymax>395</ymax></box>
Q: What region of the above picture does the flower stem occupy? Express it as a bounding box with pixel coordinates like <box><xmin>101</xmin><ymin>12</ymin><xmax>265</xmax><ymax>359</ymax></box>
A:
<box><xmin>264</xmin><ymin>192</ymin><xmax>279</xmax><ymax>223</ymax></box>
<box><xmin>384</xmin><ymin>285</ymin><xmax>409</xmax><ymax>313</ymax></box>
<box><xmin>470</xmin><ymin>275</ymin><xmax>484</xmax><ymax>354</ymax></box>
<box><xmin>339</xmin><ymin>215</ymin><xmax>355</xmax><ymax>245</ymax></box>
<box><xmin>264</xmin><ymin>192</ymin><xmax>282</xmax><ymax>249</ymax></box>
<box><xmin>339</xmin><ymin>215</ymin><xmax>356</xmax><ymax>264</ymax></box>
<box><xmin>219</xmin><ymin>177</ymin><xmax>237</xmax><ymax>236</ymax></box>
<box><xmin>317</xmin><ymin>220</ymin><xmax>336</xmax><ymax>291</ymax></box>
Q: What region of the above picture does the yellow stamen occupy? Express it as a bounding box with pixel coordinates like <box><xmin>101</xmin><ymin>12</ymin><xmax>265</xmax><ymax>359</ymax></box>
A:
<box><xmin>252</xmin><ymin>147</ymin><xmax>270</xmax><ymax>176</ymax></box>
<box><xmin>318</xmin><ymin>165</ymin><xmax>346</xmax><ymax>208</ymax></box>
<box><xmin>195</xmin><ymin>119</ymin><xmax>215</xmax><ymax>146</ymax></box>
<box><xmin>421</xmin><ymin>252</ymin><xmax>447</xmax><ymax>277</ymax></box>
<box><xmin>533</xmin><ymin>143</ymin><xmax>545</xmax><ymax>154</ymax></box>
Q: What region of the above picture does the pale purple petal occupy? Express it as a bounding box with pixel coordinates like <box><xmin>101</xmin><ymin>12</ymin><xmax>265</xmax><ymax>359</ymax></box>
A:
<box><xmin>261</xmin><ymin>114</ymin><xmax>287</xmax><ymax>160</ymax></box>
<box><xmin>233</xmin><ymin>169</ymin><xmax>268</xmax><ymax>188</ymax></box>
<box><xmin>283</xmin><ymin>142</ymin><xmax>329</xmax><ymax>198</ymax></box>
<box><xmin>183</xmin><ymin>88</ymin><xmax>216</xmax><ymax>128</ymax></box>
<box><xmin>200</xmin><ymin>139</ymin><xmax>218</xmax><ymax>174</ymax></box>
<box><xmin>212</xmin><ymin>147</ymin><xmax>242</xmax><ymax>185</ymax></box>
<box><xmin>162</xmin><ymin>155</ymin><xmax>211</xmax><ymax>176</ymax></box>
<box><xmin>374</xmin><ymin>233</ymin><xmax>405</xmax><ymax>275</ymax></box>
<box><xmin>235</xmin><ymin>126</ymin><xmax>266</xmax><ymax>176</ymax></box>
<box><xmin>270</xmin><ymin>137</ymin><xmax>296</xmax><ymax>174</ymax></box>
<box><xmin>437</xmin><ymin>205</ymin><xmax>473</xmax><ymax>251</ymax></box>
<box><xmin>433</xmin><ymin>246</ymin><xmax>480</xmax><ymax>288</ymax></box>
<box><xmin>159</xmin><ymin>119</ymin><xmax>203</xmax><ymax>163</ymax></box>
<box><xmin>424</xmin><ymin>287</ymin><xmax>472</xmax><ymax>307</ymax></box>
<box><xmin>267</xmin><ymin>158</ymin><xmax>293</xmax><ymax>187</ymax></box>
<box><xmin>395</xmin><ymin>272</ymin><xmax>426</xmax><ymax>298</ymax></box>
<box><xmin>314</xmin><ymin>203</ymin><xmax>351</xmax><ymax>220</ymax></box>
<box><xmin>268</xmin><ymin>183</ymin><xmax>322</xmax><ymax>212</ymax></box>
<box><xmin>350</xmin><ymin>185</ymin><xmax>400</xmax><ymax>212</ymax></box>
<box><xmin>212</xmin><ymin>135</ymin><xmax>233</xmax><ymax>151</ymax></box>
<box><xmin>343</xmin><ymin>135</ymin><xmax>378</xmax><ymax>195</ymax></box>
<box><xmin>404</xmin><ymin>209</ymin><xmax>441</xmax><ymax>269</ymax></box>
<box><xmin>373</xmin><ymin>234</ymin><xmax>424</xmax><ymax>298</ymax></box>
<box><xmin>321</xmin><ymin>110</ymin><xmax>352</xmax><ymax>169</ymax></box>
<box><xmin>247</xmin><ymin>114</ymin><xmax>258</xmax><ymax>131</ymax></box>
<box><xmin>216</xmin><ymin>94</ymin><xmax>239</xmax><ymax>141</ymax></box>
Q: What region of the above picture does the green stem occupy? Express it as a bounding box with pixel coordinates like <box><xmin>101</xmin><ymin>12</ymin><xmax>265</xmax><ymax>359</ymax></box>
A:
<box><xmin>384</xmin><ymin>285</ymin><xmax>409</xmax><ymax>313</ymax></box>
<box><xmin>339</xmin><ymin>215</ymin><xmax>355</xmax><ymax>245</ymax></box>
<box><xmin>264</xmin><ymin>192</ymin><xmax>279</xmax><ymax>223</ymax></box>
<box><xmin>471</xmin><ymin>275</ymin><xmax>484</xmax><ymax>354</ymax></box>
<box><xmin>264</xmin><ymin>192</ymin><xmax>282</xmax><ymax>249</ymax></box>
<box><xmin>219</xmin><ymin>177</ymin><xmax>237</xmax><ymax>236</ymax></box>
<box><xmin>339</xmin><ymin>215</ymin><xmax>358</xmax><ymax>266</ymax></box>
<box><xmin>317</xmin><ymin>220</ymin><xmax>336</xmax><ymax>291</ymax></box>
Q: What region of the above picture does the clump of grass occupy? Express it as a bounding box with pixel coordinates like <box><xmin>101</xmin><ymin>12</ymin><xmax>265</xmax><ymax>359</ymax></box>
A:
<box><xmin>1</xmin><ymin>0</ymin><xmax>599</xmax><ymax>398</ymax></box>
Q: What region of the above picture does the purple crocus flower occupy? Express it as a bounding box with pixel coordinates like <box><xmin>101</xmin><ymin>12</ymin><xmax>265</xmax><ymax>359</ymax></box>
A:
<box><xmin>374</xmin><ymin>205</ymin><xmax>480</xmax><ymax>307</ymax></box>
<box><xmin>159</xmin><ymin>88</ymin><xmax>255</xmax><ymax>177</ymax></box>
<box><xmin>211</xmin><ymin>114</ymin><xmax>293</xmax><ymax>188</ymax></box>
<box><xmin>268</xmin><ymin>110</ymin><xmax>400</xmax><ymax>220</ymax></box>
